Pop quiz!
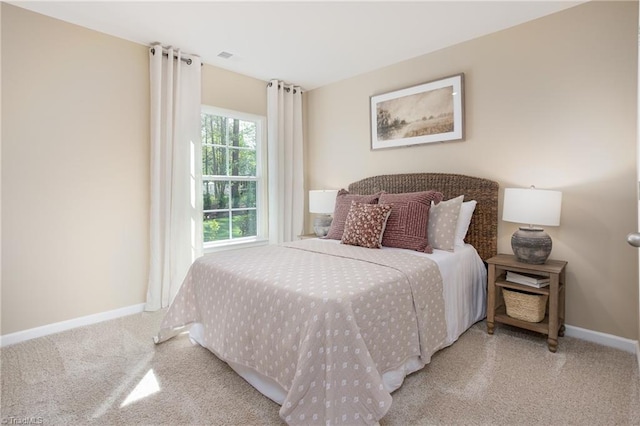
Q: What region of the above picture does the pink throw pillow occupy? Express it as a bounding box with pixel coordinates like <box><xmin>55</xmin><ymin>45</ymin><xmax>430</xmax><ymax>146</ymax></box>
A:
<box><xmin>325</xmin><ymin>189</ymin><xmax>382</xmax><ymax>240</ymax></box>
<box><xmin>341</xmin><ymin>202</ymin><xmax>392</xmax><ymax>249</ymax></box>
<box><xmin>379</xmin><ymin>191</ymin><xmax>443</xmax><ymax>253</ymax></box>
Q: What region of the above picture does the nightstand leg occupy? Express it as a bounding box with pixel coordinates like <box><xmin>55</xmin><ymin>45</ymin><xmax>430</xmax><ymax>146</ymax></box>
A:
<box><xmin>558</xmin><ymin>270</ymin><xmax>566</xmax><ymax>338</ymax></box>
<box><xmin>547</xmin><ymin>273</ymin><xmax>560</xmax><ymax>352</ymax></box>
<box><xmin>487</xmin><ymin>264</ymin><xmax>496</xmax><ymax>335</ymax></box>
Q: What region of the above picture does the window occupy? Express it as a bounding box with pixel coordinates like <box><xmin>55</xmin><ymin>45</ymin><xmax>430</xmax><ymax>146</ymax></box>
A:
<box><xmin>201</xmin><ymin>106</ymin><xmax>266</xmax><ymax>248</ymax></box>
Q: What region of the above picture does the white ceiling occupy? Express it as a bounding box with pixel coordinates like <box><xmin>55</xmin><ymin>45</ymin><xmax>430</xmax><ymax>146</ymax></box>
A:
<box><xmin>11</xmin><ymin>1</ymin><xmax>583</xmax><ymax>90</ymax></box>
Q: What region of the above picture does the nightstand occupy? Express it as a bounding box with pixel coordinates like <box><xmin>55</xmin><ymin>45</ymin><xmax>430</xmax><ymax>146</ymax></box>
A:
<box><xmin>297</xmin><ymin>233</ymin><xmax>318</xmax><ymax>240</ymax></box>
<box><xmin>486</xmin><ymin>254</ymin><xmax>567</xmax><ymax>352</ymax></box>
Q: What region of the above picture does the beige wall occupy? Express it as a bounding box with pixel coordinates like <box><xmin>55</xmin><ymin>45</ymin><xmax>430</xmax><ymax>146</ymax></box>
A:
<box><xmin>1</xmin><ymin>4</ymin><xmax>267</xmax><ymax>335</ymax></box>
<box><xmin>306</xmin><ymin>1</ymin><xmax>639</xmax><ymax>340</ymax></box>
<box><xmin>1</xmin><ymin>2</ymin><xmax>4</xmax><ymax>337</ymax></box>
<box><xmin>202</xmin><ymin>65</ymin><xmax>267</xmax><ymax>117</ymax></box>
<box><xmin>1</xmin><ymin>4</ymin><xmax>149</xmax><ymax>335</ymax></box>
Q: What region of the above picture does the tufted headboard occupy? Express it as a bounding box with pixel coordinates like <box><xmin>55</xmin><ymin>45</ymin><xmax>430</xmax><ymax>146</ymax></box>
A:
<box><xmin>348</xmin><ymin>173</ymin><xmax>499</xmax><ymax>261</ymax></box>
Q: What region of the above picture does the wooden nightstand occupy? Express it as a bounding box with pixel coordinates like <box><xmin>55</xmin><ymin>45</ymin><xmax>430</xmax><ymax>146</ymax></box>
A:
<box><xmin>486</xmin><ymin>254</ymin><xmax>567</xmax><ymax>352</ymax></box>
<box><xmin>297</xmin><ymin>233</ymin><xmax>318</xmax><ymax>240</ymax></box>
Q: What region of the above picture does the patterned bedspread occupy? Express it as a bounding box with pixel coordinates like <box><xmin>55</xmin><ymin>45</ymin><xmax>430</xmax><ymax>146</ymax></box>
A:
<box><xmin>155</xmin><ymin>239</ymin><xmax>447</xmax><ymax>425</ymax></box>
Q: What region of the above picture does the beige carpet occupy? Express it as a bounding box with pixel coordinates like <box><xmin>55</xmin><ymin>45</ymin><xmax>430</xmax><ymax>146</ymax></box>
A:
<box><xmin>1</xmin><ymin>310</ymin><xmax>639</xmax><ymax>425</ymax></box>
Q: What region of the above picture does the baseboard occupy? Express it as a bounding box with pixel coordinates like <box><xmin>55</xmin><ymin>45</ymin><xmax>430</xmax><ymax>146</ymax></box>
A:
<box><xmin>564</xmin><ymin>324</ymin><xmax>638</xmax><ymax>354</ymax></box>
<box><xmin>1</xmin><ymin>306</ymin><xmax>638</xmax><ymax>359</ymax></box>
<box><xmin>0</xmin><ymin>303</ymin><xmax>146</xmax><ymax>347</ymax></box>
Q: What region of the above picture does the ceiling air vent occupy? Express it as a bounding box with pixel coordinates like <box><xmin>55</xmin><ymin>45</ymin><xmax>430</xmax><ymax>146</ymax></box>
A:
<box><xmin>217</xmin><ymin>51</ymin><xmax>233</xmax><ymax>59</ymax></box>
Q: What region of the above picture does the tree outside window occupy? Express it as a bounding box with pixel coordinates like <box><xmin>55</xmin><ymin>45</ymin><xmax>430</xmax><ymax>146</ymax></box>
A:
<box><xmin>201</xmin><ymin>109</ymin><xmax>263</xmax><ymax>244</ymax></box>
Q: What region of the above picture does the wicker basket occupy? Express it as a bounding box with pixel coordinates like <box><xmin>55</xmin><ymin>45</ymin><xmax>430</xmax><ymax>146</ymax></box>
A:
<box><xmin>502</xmin><ymin>288</ymin><xmax>548</xmax><ymax>323</ymax></box>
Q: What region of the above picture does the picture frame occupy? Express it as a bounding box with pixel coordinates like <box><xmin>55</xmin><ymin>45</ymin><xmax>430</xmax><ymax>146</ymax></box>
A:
<box><xmin>370</xmin><ymin>73</ymin><xmax>464</xmax><ymax>150</ymax></box>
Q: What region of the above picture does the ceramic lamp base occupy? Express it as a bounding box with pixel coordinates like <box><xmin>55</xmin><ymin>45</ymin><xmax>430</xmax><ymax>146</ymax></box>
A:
<box><xmin>511</xmin><ymin>227</ymin><xmax>552</xmax><ymax>264</ymax></box>
<box><xmin>313</xmin><ymin>215</ymin><xmax>332</xmax><ymax>237</ymax></box>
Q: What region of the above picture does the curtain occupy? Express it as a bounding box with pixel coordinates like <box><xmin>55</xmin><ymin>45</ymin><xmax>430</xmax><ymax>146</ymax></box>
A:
<box><xmin>267</xmin><ymin>80</ymin><xmax>304</xmax><ymax>243</ymax></box>
<box><xmin>146</xmin><ymin>44</ymin><xmax>202</xmax><ymax>311</ymax></box>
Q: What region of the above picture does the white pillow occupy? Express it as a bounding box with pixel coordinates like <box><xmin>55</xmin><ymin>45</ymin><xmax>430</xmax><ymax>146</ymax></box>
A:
<box><xmin>428</xmin><ymin>195</ymin><xmax>463</xmax><ymax>252</ymax></box>
<box><xmin>454</xmin><ymin>200</ymin><xmax>477</xmax><ymax>248</ymax></box>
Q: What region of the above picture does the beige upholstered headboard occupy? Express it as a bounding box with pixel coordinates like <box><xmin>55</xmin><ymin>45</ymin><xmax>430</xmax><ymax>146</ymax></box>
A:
<box><xmin>348</xmin><ymin>173</ymin><xmax>499</xmax><ymax>261</ymax></box>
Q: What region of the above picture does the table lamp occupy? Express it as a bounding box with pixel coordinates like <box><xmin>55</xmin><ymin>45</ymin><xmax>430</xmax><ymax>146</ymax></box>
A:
<box><xmin>309</xmin><ymin>189</ymin><xmax>338</xmax><ymax>237</ymax></box>
<box><xmin>502</xmin><ymin>186</ymin><xmax>562</xmax><ymax>264</ymax></box>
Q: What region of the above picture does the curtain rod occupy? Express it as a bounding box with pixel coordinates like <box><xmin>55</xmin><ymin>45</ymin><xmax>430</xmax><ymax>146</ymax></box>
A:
<box><xmin>267</xmin><ymin>81</ymin><xmax>302</xmax><ymax>94</ymax></box>
<box><xmin>150</xmin><ymin>47</ymin><xmax>193</xmax><ymax>65</ymax></box>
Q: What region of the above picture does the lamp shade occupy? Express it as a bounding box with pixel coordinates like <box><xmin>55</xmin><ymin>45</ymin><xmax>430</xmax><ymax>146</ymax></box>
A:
<box><xmin>309</xmin><ymin>190</ymin><xmax>338</xmax><ymax>214</ymax></box>
<box><xmin>503</xmin><ymin>187</ymin><xmax>562</xmax><ymax>227</ymax></box>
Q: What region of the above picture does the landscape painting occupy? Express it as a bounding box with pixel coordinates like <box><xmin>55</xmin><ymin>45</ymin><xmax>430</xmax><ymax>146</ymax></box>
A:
<box><xmin>371</xmin><ymin>74</ymin><xmax>464</xmax><ymax>149</ymax></box>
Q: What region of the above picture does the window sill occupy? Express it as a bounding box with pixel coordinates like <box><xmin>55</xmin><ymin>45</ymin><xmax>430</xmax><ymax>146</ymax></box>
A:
<box><xmin>203</xmin><ymin>237</ymin><xmax>269</xmax><ymax>254</ymax></box>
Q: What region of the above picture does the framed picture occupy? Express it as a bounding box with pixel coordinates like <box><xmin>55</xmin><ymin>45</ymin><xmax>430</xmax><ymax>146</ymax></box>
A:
<box><xmin>370</xmin><ymin>73</ymin><xmax>464</xmax><ymax>150</ymax></box>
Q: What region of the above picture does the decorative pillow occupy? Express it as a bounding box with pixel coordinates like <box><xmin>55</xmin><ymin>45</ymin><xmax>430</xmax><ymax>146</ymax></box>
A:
<box><xmin>325</xmin><ymin>189</ymin><xmax>382</xmax><ymax>240</ymax></box>
<box><xmin>341</xmin><ymin>202</ymin><xmax>392</xmax><ymax>249</ymax></box>
<box><xmin>455</xmin><ymin>200</ymin><xmax>478</xmax><ymax>248</ymax></box>
<box><xmin>428</xmin><ymin>195</ymin><xmax>464</xmax><ymax>252</ymax></box>
<box><xmin>379</xmin><ymin>191</ymin><xmax>444</xmax><ymax>253</ymax></box>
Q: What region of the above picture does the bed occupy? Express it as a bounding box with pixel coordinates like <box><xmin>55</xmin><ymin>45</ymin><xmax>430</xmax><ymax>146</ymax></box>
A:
<box><xmin>155</xmin><ymin>173</ymin><xmax>499</xmax><ymax>425</ymax></box>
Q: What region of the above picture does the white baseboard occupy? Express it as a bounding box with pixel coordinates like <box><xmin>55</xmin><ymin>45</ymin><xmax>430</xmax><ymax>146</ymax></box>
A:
<box><xmin>1</xmin><ymin>306</ymin><xmax>638</xmax><ymax>364</ymax></box>
<box><xmin>0</xmin><ymin>303</ymin><xmax>146</xmax><ymax>347</ymax></box>
<box><xmin>564</xmin><ymin>324</ymin><xmax>638</xmax><ymax>354</ymax></box>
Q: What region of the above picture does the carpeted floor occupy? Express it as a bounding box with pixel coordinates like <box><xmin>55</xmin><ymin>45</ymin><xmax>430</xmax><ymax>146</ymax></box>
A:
<box><xmin>1</xmin><ymin>310</ymin><xmax>639</xmax><ymax>425</ymax></box>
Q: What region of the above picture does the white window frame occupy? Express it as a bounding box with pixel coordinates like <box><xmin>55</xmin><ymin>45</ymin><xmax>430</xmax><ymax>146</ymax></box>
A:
<box><xmin>201</xmin><ymin>105</ymin><xmax>268</xmax><ymax>252</ymax></box>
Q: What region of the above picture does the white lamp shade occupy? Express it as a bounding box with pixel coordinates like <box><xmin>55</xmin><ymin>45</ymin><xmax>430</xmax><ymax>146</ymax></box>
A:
<box><xmin>503</xmin><ymin>187</ymin><xmax>562</xmax><ymax>227</ymax></box>
<box><xmin>309</xmin><ymin>190</ymin><xmax>338</xmax><ymax>214</ymax></box>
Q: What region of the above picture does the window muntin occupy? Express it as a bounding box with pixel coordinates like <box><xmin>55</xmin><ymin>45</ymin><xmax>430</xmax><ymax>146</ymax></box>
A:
<box><xmin>201</xmin><ymin>107</ymin><xmax>265</xmax><ymax>247</ymax></box>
